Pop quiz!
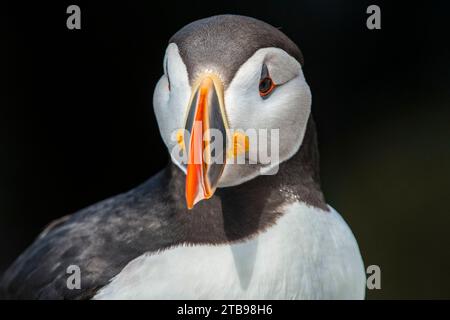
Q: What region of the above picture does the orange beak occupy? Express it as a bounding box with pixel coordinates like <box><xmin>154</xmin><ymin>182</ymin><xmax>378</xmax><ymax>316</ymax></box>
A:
<box><xmin>184</xmin><ymin>76</ymin><xmax>227</xmax><ymax>209</ymax></box>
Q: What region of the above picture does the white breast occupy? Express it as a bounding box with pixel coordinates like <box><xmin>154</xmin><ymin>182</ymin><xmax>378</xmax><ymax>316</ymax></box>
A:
<box><xmin>93</xmin><ymin>202</ymin><xmax>366</xmax><ymax>300</ymax></box>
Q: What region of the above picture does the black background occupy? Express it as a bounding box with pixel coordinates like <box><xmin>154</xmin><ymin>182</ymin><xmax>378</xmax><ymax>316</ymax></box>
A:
<box><xmin>1</xmin><ymin>1</ymin><xmax>449</xmax><ymax>299</ymax></box>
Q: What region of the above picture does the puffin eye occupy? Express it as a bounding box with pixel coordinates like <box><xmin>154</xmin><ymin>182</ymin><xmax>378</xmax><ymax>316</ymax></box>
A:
<box><xmin>259</xmin><ymin>64</ymin><xmax>275</xmax><ymax>98</ymax></box>
<box><xmin>165</xmin><ymin>59</ymin><xmax>171</xmax><ymax>91</ymax></box>
<box><xmin>259</xmin><ymin>77</ymin><xmax>274</xmax><ymax>97</ymax></box>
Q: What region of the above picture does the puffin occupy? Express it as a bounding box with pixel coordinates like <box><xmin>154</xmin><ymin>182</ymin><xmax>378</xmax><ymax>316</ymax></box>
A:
<box><xmin>0</xmin><ymin>15</ymin><xmax>365</xmax><ymax>299</ymax></box>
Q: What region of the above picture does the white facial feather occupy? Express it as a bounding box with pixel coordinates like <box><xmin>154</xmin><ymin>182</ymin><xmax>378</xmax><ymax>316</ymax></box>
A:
<box><xmin>153</xmin><ymin>43</ymin><xmax>190</xmax><ymax>173</ymax></box>
<box><xmin>221</xmin><ymin>48</ymin><xmax>311</xmax><ymax>186</ymax></box>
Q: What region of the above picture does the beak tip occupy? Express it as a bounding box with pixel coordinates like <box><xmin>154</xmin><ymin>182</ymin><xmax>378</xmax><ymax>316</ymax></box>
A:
<box><xmin>185</xmin><ymin>190</ymin><xmax>197</xmax><ymax>210</ymax></box>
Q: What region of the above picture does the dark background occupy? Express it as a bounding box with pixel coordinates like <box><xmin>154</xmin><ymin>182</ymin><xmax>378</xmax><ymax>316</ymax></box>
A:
<box><xmin>1</xmin><ymin>1</ymin><xmax>449</xmax><ymax>299</ymax></box>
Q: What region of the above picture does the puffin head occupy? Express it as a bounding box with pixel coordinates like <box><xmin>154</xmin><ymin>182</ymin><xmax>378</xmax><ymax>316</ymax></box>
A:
<box><xmin>153</xmin><ymin>15</ymin><xmax>311</xmax><ymax>209</ymax></box>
